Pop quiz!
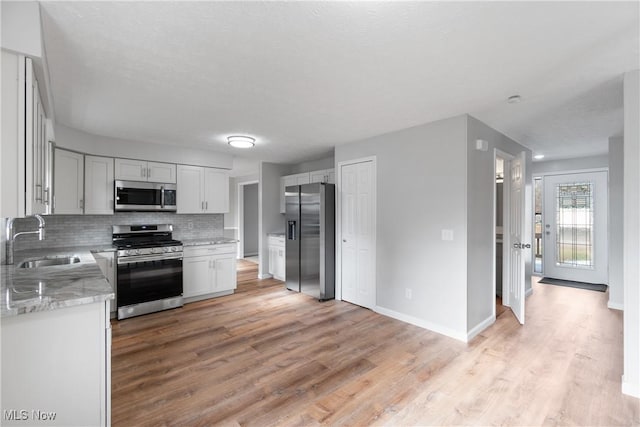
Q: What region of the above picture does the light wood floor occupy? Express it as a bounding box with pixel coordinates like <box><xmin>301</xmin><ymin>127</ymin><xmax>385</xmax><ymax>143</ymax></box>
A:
<box><xmin>111</xmin><ymin>262</ymin><xmax>639</xmax><ymax>426</ymax></box>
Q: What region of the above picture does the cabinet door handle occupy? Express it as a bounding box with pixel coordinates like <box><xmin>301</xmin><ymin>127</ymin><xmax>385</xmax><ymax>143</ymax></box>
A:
<box><xmin>205</xmin><ymin>201</ymin><xmax>208</xmax><ymax>210</ymax></box>
<box><xmin>80</xmin><ymin>199</ymin><xmax>84</xmax><ymax>209</ymax></box>
<box><xmin>147</xmin><ymin>167</ymin><xmax>151</xmax><ymax>178</ymax></box>
<box><xmin>201</xmin><ymin>201</ymin><xmax>205</xmax><ymax>210</ymax></box>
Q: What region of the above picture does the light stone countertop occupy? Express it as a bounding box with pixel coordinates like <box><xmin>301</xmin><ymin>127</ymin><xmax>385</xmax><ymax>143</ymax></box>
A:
<box><xmin>1</xmin><ymin>246</ymin><xmax>115</xmax><ymax>318</ymax></box>
<box><xmin>181</xmin><ymin>238</ymin><xmax>239</xmax><ymax>247</ymax></box>
<box><xmin>267</xmin><ymin>232</ymin><xmax>285</xmax><ymax>237</ymax></box>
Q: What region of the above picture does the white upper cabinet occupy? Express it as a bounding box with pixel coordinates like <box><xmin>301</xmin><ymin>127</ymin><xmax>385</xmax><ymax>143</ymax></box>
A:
<box><xmin>204</xmin><ymin>168</ymin><xmax>229</xmax><ymax>213</ymax></box>
<box><xmin>1</xmin><ymin>52</ymin><xmax>51</xmax><ymax>218</ymax></box>
<box><xmin>115</xmin><ymin>159</ymin><xmax>176</xmax><ymax>183</ymax></box>
<box><xmin>176</xmin><ymin>165</ymin><xmax>204</xmax><ymax>213</ymax></box>
<box><xmin>84</xmin><ymin>155</ymin><xmax>114</xmax><ymax>215</ymax></box>
<box><xmin>310</xmin><ymin>169</ymin><xmax>335</xmax><ymax>184</ymax></box>
<box><xmin>26</xmin><ymin>62</ymin><xmax>49</xmax><ymax>216</ymax></box>
<box><xmin>53</xmin><ymin>148</ymin><xmax>84</xmax><ymax>215</ymax></box>
<box><xmin>279</xmin><ymin>170</ymin><xmax>333</xmax><ymax>213</ymax></box>
<box><xmin>177</xmin><ymin>165</ymin><xmax>229</xmax><ymax>214</ymax></box>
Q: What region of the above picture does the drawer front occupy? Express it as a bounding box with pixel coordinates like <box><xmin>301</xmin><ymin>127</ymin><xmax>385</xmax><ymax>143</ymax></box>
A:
<box><xmin>184</xmin><ymin>244</ymin><xmax>236</xmax><ymax>257</ymax></box>
<box><xmin>268</xmin><ymin>236</ymin><xmax>285</xmax><ymax>246</ymax></box>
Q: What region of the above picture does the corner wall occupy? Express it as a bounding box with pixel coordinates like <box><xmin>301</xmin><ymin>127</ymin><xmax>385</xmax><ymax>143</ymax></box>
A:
<box><xmin>466</xmin><ymin>115</ymin><xmax>532</xmax><ymax>336</ymax></box>
<box><xmin>259</xmin><ymin>162</ymin><xmax>290</xmax><ymax>278</ymax></box>
<box><xmin>609</xmin><ymin>137</ymin><xmax>624</xmax><ymax>310</ymax></box>
<box><xmin>623</xmin><ymin>69</ymin><xmax>640</xmax><ymax>398</ymax></box>
<box><xmin>335</xmin><ymin>115</ymin><xmax>469</xmax><ymax>340</ymax></box>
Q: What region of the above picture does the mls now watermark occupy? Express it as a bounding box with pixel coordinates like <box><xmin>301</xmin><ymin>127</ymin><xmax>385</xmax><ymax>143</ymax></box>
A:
<box><xmin>4</xmin><ymin>409</ymin><xmax>57</xmax><ymax>422</ymax></box>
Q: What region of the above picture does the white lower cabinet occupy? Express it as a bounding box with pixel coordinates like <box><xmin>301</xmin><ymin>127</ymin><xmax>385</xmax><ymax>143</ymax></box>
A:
<box><xmin>183</xmin><ymin>243</ymin><xmax>237</xmax><ymax>302</ymax></box>
<box><xmin>268</xmin><ymin>235</ymin><xmax>286</xmax><ymax>281</ymax></box>
<box><xmin>1</xmin><ymin>301</ymin><xmax>111</xmax><ymax>427</ymax></box>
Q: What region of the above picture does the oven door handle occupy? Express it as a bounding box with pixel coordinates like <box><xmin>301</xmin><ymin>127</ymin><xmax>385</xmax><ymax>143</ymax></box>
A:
<box><xmin>161</xmin><ymin>185</ymin><xmax>165</xmax><ymax>209</ymax></box>
<box><xmin>117</xmin><ymin>253</ymin><xmax>183</xmax><ymax>265</ymax></box>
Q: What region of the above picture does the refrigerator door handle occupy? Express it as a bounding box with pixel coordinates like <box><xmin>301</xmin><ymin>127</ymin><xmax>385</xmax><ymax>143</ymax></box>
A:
<box><xmin>287</xmin><ymin>220</ymin><xmax>297</xmax><ymax>240</ymax></box>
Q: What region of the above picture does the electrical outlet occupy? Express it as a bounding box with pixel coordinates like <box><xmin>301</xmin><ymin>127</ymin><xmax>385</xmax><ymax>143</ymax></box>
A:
<box><xmin>405</xmin><ymin>288</ymin><xmax>412</xmax><ymax>300</ymax></box>
<box><xmin>441</xmin><ymin>229</ymin><xmax>454</xmax><ymax>241</ymax></box>
<box><xmin>188</xmin><ymin>221</ymin><xmax>193</xmax><ymax>230</ymax></box>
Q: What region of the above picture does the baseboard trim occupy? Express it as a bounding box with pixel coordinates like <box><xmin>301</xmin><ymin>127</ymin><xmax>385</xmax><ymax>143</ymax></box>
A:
<box><xmin>374</xmin><ymin>305</ymin><xmax>467</xmax><ymax>342</ymax></box>
<box><xmin>467</xmin><ymin>315</ymin><xmax>496</xmax><ymax>342</ymax></box>
<box><xmin>526</xmin><ymin>287</ymin><xmax>533</xmax><ymax>297</ymax></box>
<box><xmin>258</xmin><ymin>273</ymin><xmax>273</xmax><ymax>280</ymax></box>
<box><xmin>622</xmin><ymin>375</ymin><xmax>640</xmax><ymax>398</ymax></box>
<box><xmin>608</xmin><ymin>300</ymin><xmax>624</xmax><ymax>311</ymax></box>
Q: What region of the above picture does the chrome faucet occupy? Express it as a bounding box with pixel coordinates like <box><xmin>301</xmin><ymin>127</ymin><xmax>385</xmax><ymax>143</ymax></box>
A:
<box><xmin>5</xmin><ymin>215</ymin><xmax>46</xmax><ymax>265</ymax></box>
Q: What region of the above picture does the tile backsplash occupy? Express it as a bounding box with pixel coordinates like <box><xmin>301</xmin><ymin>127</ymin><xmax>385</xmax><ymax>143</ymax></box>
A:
<box><xmin>2</xmin><ymin>213</ymin><xmax>224</xmax><ymax>256</ymax></box>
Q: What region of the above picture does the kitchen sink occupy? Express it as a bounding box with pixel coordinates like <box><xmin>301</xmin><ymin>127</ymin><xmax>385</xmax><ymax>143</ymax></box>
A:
<box><xmin>17</xmin><ymin>256</ymin><xmax>81</xmax><ymax>268</ymax></box>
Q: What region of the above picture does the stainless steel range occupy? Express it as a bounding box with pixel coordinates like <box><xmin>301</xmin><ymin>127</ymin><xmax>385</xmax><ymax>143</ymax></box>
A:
<box><xmin>113</xmin><ymin>224</ymin><xmax>183</xmax><ymax>320</ymax></box>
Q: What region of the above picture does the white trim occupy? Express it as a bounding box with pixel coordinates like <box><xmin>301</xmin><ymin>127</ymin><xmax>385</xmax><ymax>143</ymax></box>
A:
<box><xmin>258</xmin><ymin>273</ymin><xmax>273</xmax><ymax>280</ymax></box>
<box><xmin>335</xmin><ymin>156</ymin><xmax>377</xmax><ymax>307</ymax></box>
<box><xmin>526</xmin><ymin>287</ymin><xmax>533</xmax><ymax>297</ymax></box>
<box><xmin>236</xmin><ymin>180</ymin><xmax>259</xmax><ymax>259</ymax></box>
<box><xmin>622</xmin><ymin>375</ymin><xmax>640</xmax><ymax>398</ymax></box>
<box><xmin>467</xmin><ymin>315</ymin><xmax>496</xmax><ymax>342</ymax></box>
<box><xmin>608</xmin><ymin>301</ymin><xmax>624</xmax><ymax>311</ymax></box>
<box><xmin>534</xmin><ymin>167</ymin><xmax>608</xmax><ymax>178</ymax></box>
<box><xmin>374</xmin><ymin>305</ymin><xmax>467</xmax><ymax>343</ymax></box>
<box><xmin>495</xmin><ymin>150</ymin><xmax>515</xmax><ymax>311</ymax></box>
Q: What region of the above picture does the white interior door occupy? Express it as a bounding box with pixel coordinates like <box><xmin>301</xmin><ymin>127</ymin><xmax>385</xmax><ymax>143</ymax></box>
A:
<box><xmin>543</xmin><ymin>171</ymin><xmax>608</xmax><ymax>284</ymax></box>
<box><xmin>340</xmin><ymin>159</ymin><xmax>375</xmax><ymax>309</ymax></box>
<box><xmin>507</xmin><ymin>152</ymin><xmax>526</xmax><ymax>324</ymax></box>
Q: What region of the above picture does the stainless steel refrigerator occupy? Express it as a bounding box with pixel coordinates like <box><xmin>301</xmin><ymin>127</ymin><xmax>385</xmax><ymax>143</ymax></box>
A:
<box><xmin>285</xmin><ymin>182</ymin><xmax>335</xmax><ymax>300</ymax></box>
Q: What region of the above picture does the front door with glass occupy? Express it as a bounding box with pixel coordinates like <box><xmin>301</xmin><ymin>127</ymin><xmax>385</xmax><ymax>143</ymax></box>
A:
<box><xmin>543</xmin><ymin>171</ymin><xmax>608</xmax><ymax>284</ymax></box>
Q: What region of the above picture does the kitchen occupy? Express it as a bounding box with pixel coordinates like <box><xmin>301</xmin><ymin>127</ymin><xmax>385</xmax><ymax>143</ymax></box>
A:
<box><xmin>2</xmin><ymin>1</ymin><xmax>640</xmax><ymax>426</ymax></box>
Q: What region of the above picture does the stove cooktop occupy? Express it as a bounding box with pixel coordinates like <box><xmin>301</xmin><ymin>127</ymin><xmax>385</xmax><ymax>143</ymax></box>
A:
<box><xmin>114</xmin><ymin>239</ymin><xmax>182</xmax><ymax>249</ymax></box>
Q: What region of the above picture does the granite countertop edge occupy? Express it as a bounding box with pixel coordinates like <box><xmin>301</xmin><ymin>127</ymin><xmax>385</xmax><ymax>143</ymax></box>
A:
<box><xmin>1</xmin><ymin>246</ymin><xmax>115</xmax><ymax>318</ymax></box>
<box><xmin>182</xmin><ymin>238</ymin><xmax>239</xmax><ymax>247</ymax></box>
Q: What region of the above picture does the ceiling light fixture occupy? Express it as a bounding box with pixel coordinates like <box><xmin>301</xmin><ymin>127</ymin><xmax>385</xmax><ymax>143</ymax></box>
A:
<box><xmin>534</xmin><ymin>154</ymin><xmax>545</xmax><ymax>160</ymax></box>
<box><xmin>227</xmin><ymin>135</ymin><xmax>255</xmax><ymax>148</ymax></box>
<box><xmin>507</xmin><ymin>95</ymin><xmax>522</xmax><ymax>104</ymax></box>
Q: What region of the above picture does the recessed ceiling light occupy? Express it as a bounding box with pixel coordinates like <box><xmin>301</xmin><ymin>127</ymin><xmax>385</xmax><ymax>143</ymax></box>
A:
<box><xmin>534</xmin><ymin>154</ymin><xmax>545</xmax><ymax>160</ymax></box>
<box><xmin>227</xmin><ymin>135</ymin><xmax>255</xmax><ymax>148</ymax></box>
<box><xmin>507</xmin><ymin>95</ymin><xmax>522</xmax><ymax>104</ymax></box>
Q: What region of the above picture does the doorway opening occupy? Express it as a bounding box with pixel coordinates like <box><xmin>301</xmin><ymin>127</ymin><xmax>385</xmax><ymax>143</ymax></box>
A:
<box><xmin>494</xmin><ymin>150</ymin><xmax>527</xmax><ymax>325</ymax></box>
<box><xmin>495</xmin><ymin>156</ymin><xmax>507</xmax><ymax>318</ymax></box>
<box><xmin>237</xmin><ymin>181</ymin><xmax>259</xmax><ymax>264</ymax></box>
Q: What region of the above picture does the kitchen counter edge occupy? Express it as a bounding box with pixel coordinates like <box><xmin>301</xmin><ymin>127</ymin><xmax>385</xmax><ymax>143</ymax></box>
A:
<box><xmin>1</xmin><ymin>246</ymin><xmax>115</xmax><ymax>318</ymax></box>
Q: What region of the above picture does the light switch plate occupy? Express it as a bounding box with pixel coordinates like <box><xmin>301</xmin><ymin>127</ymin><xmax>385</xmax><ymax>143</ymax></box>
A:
<box><xmin>441</xmin><ymin>229</ymin><xmax>454</xmax><ymax>241</ymax></box>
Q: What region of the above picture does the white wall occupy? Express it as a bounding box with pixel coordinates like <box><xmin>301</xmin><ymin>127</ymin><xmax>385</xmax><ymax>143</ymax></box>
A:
<box><xmin>290</xmin><ymin>156</ymin><xmax>334</xmax><ymax>174</ymax></box>
<box><xmin>259</xmin><ymin>162</ymin><xmax>290</xmax><ymax>278</ymax></box>
<box><xmin>466</xmin><ymin>115</ymin><xmax>532</xmax><ymax>335</ymax></box>
<box><xmin>1</xmin><ymin>1</ymin><xmax>42</xmax><ymax>57</ymax></box>
<box><xmin>243</xmin><ymin>183</ymin><xmax>259</xmax><ymax>256</ymax></box>
<box><xmin>54</xmin><ymin>124</ymin><xmax>233</xmax><ymax>169</ymax></box>
<box><xmin>225</xmin><ymin>173</ymin><xmax>259</xmax><ymax>229</ymax></box>
<box><xmin>623</xmin><ymin>69</ymin><xmax>640</xmax><ymax>398</ymax></box>
<box><xmin>335</xmin><ymin>115</ymin><xmax>469</xmax><ymax>340</ymax></box>
<box><xmin>609</xmin><ymin>136</ymin><xmax>624</xmax><ymax>310</ymax></box>
<box><xmin>531</xmin><ymin>154</ymin><xmax>608</xmax><ymax>176</ymax></box>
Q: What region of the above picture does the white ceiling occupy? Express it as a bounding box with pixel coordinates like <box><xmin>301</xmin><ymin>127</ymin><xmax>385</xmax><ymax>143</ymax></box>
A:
<box><xmin>39</xmin><ymin>1</ymin><xmax>639</xmax><ymax>174</ymax></box>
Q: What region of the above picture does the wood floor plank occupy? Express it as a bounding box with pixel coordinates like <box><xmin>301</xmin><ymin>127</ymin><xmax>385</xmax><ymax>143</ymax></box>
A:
<box><xmin>111</xmin><ymin>263</ymin><xmax>639</xmax><ymax>426</ymax></box>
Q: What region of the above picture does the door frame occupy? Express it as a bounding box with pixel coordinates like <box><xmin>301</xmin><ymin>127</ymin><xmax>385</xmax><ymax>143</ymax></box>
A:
<box><xmin>494</xmin><ymin>150</ymin><xmax>514</xmax><ymax>315</ymax></box>
<box><xmin>542</xmin><ymin>169</ymin><xmax>608</xmax><ymax>283</ymax></box>
<box><xmin>236</xmin><ymin>180</ymin><xmax>259</xmax><ymax>259</ymax></box>
<box><xmin>535</xmin><ymin>167</ymin><xmax>609</xmax><ymax>277</ymax></box>
<box><xmin>335</xmin><ymin>156</ymin><xmax>377</xmax><ymax>304</ymax></box>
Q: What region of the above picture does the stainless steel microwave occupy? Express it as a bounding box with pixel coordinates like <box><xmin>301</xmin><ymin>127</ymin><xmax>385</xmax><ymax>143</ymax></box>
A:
<box><xmin>114</xmin><ymin>180</ymin><xmax>177</xmax><ymax>212</ymax></box>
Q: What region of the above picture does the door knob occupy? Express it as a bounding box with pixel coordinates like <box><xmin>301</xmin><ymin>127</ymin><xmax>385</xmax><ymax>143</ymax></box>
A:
<box><xmin>513</xmin><ymin>243</ymin><xmax>521</xmax><ymax>249</ymax></box>
<box><xmin>343</xmin><ymin>239</ymin><xmax>347</xmax><ymax>242</ymax></box>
